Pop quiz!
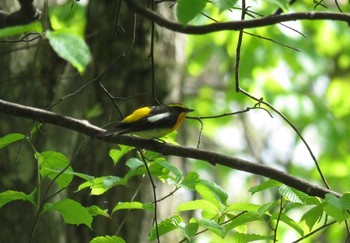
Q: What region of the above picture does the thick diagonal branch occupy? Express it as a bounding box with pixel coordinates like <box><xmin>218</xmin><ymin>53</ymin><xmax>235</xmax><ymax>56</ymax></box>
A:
<box><xmin>0</xmin><ymin>98</ymin><xmax>340</xmax><ymax>198</ymax></box>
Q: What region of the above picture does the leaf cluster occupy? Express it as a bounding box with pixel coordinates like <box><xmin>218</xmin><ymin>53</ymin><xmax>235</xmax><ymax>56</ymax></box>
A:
<box><xmin>1</xmin><ymin>133</ymin><xmax>350</xmax><ymax>242</ymax></box>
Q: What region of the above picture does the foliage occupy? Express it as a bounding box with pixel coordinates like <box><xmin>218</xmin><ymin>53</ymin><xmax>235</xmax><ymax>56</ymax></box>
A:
<box><xmin>1</xmin><ymin>0</ymin><xmax>350</xmax><ymax>242</ymax></box>
<box><xmin>1</xmin><ymin>133</ymin><xmax>350</xmax><ymax>241</ymax></box>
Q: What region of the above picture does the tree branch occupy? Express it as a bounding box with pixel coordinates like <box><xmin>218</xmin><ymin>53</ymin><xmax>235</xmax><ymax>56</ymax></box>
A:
<box><xmin>0</xmin><ymin>98</ymin><xmax>341</xmax><ymax>199</ymax></box>
<box><xmin>124</xmin><ymin>0</ymin><xmax>350</xmax><ymax>35</ymax></box>
<box><xmin>0</xmin><ymin>0</ymin><xmax>41</xmax><ymax>28</ymax></box>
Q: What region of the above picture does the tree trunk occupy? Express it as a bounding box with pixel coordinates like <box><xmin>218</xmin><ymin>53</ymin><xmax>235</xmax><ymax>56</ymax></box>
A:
<box><xmin>0</xmin><ymin>0</ymin><xmax>178</xmax><ymax>242</ymax></box>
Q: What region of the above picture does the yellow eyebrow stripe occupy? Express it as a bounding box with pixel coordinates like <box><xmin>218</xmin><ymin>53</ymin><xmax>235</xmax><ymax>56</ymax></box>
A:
<box><xmin>122</xmin><ymin>106</ymin><xmax>152</xmax><ymax>123</ymax></box>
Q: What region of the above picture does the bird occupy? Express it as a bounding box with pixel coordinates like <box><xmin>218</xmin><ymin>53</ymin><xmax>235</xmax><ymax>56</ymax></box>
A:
<box><xmin>98</xmin><ymin>104</ymin><xmax>194</xmax><ymax>139</ymax></box>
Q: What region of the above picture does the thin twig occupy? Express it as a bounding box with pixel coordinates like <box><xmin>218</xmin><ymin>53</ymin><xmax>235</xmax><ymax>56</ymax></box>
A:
<box><xmin>273</xmin><ymin>197</ymin><xmax>285</xmax><ymax>243</ymax></box>
<box><xmin>138</xmin><ymin>149</ymin><xmax>160</xmax><ymax>243</ymax></box>
<box><xmin>291</xmin><ymin>220</ymin><xmax>336</xmax><ymax>242</ymax></box>
<box><xmin>156</xmin><ymin>187</ymin><xmax>180</xmax><ymax>202</ymax></box>
<box><xmin>233</xmin><ymin>0</ymin><xmax>330</xmax><ymax>190</ymax></box>
<box><xmin>243</xmin><ymin>31</ymin><xmax>300</xmax><ymax>52</ymax></box>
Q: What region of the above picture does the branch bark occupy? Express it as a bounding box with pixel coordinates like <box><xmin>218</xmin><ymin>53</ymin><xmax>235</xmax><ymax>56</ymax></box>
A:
<box><xmin>0</xmin><ymin>98</ymin><xmax>340</xmax><ymax>199</ymax></box>
<box><xmin>124</xmin><ymin>0</ymin><xmax>350</xmax><ymax>35</ymax></box>
<box><xmin>0</xmin><ymin>0</ymin><xmax>41</xmax><ymax>28</ymax></box>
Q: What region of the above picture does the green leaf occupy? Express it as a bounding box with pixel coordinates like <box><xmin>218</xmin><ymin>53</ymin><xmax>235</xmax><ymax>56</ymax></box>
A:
<box><xmin>300</xmin><ymin>205</ymin><xmax>323</xmax><ymax>231</ymax></box>
<box><xmin>249</xmin><ymin>179</ymin><xmax>281</xmax><ymax>195</ymax></box>
<box><xmin>0</xmin><ymin>21</ymin><xmax>42</xmax><ymax>38</ymax></box>
<box><xmin>211</xmin><ymin>0</ymin><xmax>238</xmax><ymax>11</ymax></box>
<box><xmin>177</xmin><ymin>199</ymin><xmax>218</xmax><ymax>213</ymax></box>
<box><xmin>45</xmin><ymin>198</ymin><xmax>92</xmax><ymax>228</ymax></box>
<box><xmin>199</xmin><ymin>179</ymin><xmax>228</xmax><ymax>206</ymax></box>
<box><xmin>232</xmin><ymin>232</ymin><xmax>274</xmax><ymax>243</ymax></box>
<box><xmin>180</xmin><ymin>172</ymin><xmax>200</xmax><ymax>190</ymax></box>
<box><xmin>177</xmin><ymin>199</ymin><xmax>219</xmax><ymax>219</ymax></box>
<box><xmin>196</xmin><ymin>218</ymin><xmax>225</xmax><ymax>238</ymax></box>
<box><xmin>176</xmin><ymin>0</ymin><xmax>207</xmax><ymax>25</ymax></box>
<box><xmin>271</xmin><ymin>213</ymin><xmax>304</xmax><ymax>236</ymax></box>
<box><xmin>109</xmin><ymin>146</ymin><xmax>134</xmax><ymax>166</ymax></box>
<box><xmin>323</xmin><ymin>193</ymin><xmax>350</xmax><ymax>222</ymax></box>
<box><xmin>71</xmin><ymin>171</ymin><xmax>95</xmax><ymax>182</ymax></box>
<box><xmin>30</xmin><ymin>123</ymin><xmax>43</xmax><ymax>137</ymax></box>
<box><xmin>112</xmin><ymin>201</ymin><xmax>153</xmax><ymax>213</ymax></box>
<box><xmin>90</xmin><ymin>235</ymin><xmax>125</xmax><ymax>243</ymax></box>
<box><xmin>149</xmin><ymin>215</ymin><xmax>182</xmax><ymax>240</ymax></box>
<box><xmin>49</xmin><ymin>2</ymin><xmax>87</xmax><ymax>37</ymax></box>
<box><xmin>0</xmin><ymin>190</ymin><xmax>36</xmax><ymax>208</ymax></box>
<box><xmin>156</xmin><ymin>159</ymin><xmax>183</xmax><ymax>182</ymax></box>
<box><xmin>125</xmin><ymin>158</ymin><xmax>144</xmax><ymax>170</ymax></box>
<box><xmin>178</xmin><ymin>222</ymin><xmax>199</xmax><ymax>240</ymax></box>
<box><xmin>325</xmin><ymin>194</ymin><xmax>342</xmax><ymax>210</ymax></box>
<box><xmin>225</xmin><ymin>202</ymin><xmax>260</xmax><ymax>213</ymax></box>
<box><xmin>340</xmin><ymin>193</ymin><xmax>350</xmax><ymax>210</ymax></box>
<box><xmin>196</xmin><ymin>183</ymin><xmax>221</xmax><ymax>209</ymax></box>
<box><xmin>37</xmin><ymin>151</ymin><xmax>73</xmax><ymax>189</ymax></box>
<box><xmin>0</xmin><ymin>133</ymin><xmax>25</xmax><ymax>149</ymax></box>
<box><xmin>326</xmin><ymin>79</ymin><xmax>350</xmax><ymax>118</ymax></box>
<box><xmin>77</xmin><ymin>175</ymin><xmax>125</xmax><ymax>195</ymax></box>
<box><xmin>225</xmin><ymin>212</ymin><xmax>262</xmax><ymax>232</ymax></box>
<box><xmin>46</xmin><ymin>31</ymin><xmax>91</xmax><ymax>74</ymax></box>
<box><xmin>86</xmin><ymin>205</ymin><xmax>109</xmax><ymax>217</ymax></box>
<box><xmin>258</xmin><ymin>201</ymin><xmax>279</xmax><ymax>215</ymax></box>
<box><xmin>278</xmin><ymin>185</ymin><xmax>304</xmax><ymax>203</ymax></box>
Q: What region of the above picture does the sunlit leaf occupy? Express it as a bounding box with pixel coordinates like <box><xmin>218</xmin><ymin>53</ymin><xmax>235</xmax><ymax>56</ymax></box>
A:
<box><xmin>90</xmin><ymin>235</ymin><xmax>125</xmax><ymax>243</ymax></box>
<box><xmin>112</xmin><ymin>201</ymin><xmax>153</xmax><ymax>213</ymax></box>
<box><xmin>211</xmin><ymin>0</ymin><xmax>238</xmax><ymax>11</ymax></box>
<box><xmin>271</xmin><ymin>212</ymin><xmax>304</xmax><ymax>236</ymax></box>
<box><xmin>0</xmin><ymin>133</ymin><xmax>25</xmax><ymax>149</ymax></box>
<box><xmin>156</xmin><ymin>159</ymin><xmax>183</xmax><ymax>182</ymax></box>
<box><xmin>258</xmin><ymin>201</ymin><xmax>279</xmax><ymax>215</ymax></box>
<box><xmin>323</xmin><ymin>193</ymin><xmax>350</xmax><ymax>222</ymax></box>
<box><xmin>86</xmin><ymin>205</ymin><xmax>109</xmax><ymax>217</ymax></box>
<box><xmin>45</xmin><ymin>198</ymin><xmax>92</xmax><ymax>228</ymax></box>
<box><xmin>177</xmin><ymin>199</ymin><xmax>218</xmax><ymax>213</ymax></box>
<box><xmin>178</xmin><ymin>222</ymin><xmax>198</xmax><ymax>240</ymax></box>
<box><xmin>109</xmin><ymin>145</ymin><xmax>134</xmax><ymax>166</ymax></box>
<box><xmin>180</xmin><ymin>172</ymin><xmax>200</xmax><ymax>190</ymax></box>
<box><xmin>0</xmin><ymin>21</ymin><xmax>42</xmax><ymax>38</ymax></box>
<box><xmin>77</xmin><ymin>175</ymin><xmax>125</xmax><ymax>195</ymax></box>
<box><xmin>225</xmin><ymin>202</ymin><xmax>260</xmax><ymax>213</ymax></box>
<box><xmin>200</xmin><ymin>179</ymin><xmax>228</xmax><ymax>206</ymax></box>
<box><xmin>300</xmin><ymin>204</ymin><xmax>323</xmax><ymax>231</ymax></box>
<box><xmin>49</xmin><ymin>2</ymin><xmax>87</xmax><ymax>37</ymax></box>
<box><xmin>225</xmin><ymin>212</ymin><xmax>262</xmax><ymax>232</ymax></box>
<box><xmin>149</xmin><ymin>215</ymin><xmax>182</xmax><ymax>240</ymax></box>
<box><xmin>232</xmin><ymin>232</ymin><xmax>274</xmax><ymax>243</ymax></box>
<box><xmin>46</xmin><ymin>31</ymin><xmax>91</xmax><ymax>74</ymax></box>
<box><xmin>326</xmin><ymin>78</ymin><xmax>350</xmax><ymax>118</ymax></box>
<box><xmin>196</xmin><ymin>218</ymin><xmax>225</xmax><ymax>238</ymax></box>
<box><xmin>278</xmin><ymin>185</ymin><xmax>303</xmax><ymax>203</ymax></box>
<box><xmin>249</xmin><ymin>179</ymin><xmax>281</xmax><ymax>195</ymax></box>
<box><xmin>0</xmin><ymin>189</ymin><xmax>36</xmax><ymax>208</ymax></box>
<box><xmin>37</xmin><ymin>151</ymin><xmax>73</xmax><ymax>189</ymax></box>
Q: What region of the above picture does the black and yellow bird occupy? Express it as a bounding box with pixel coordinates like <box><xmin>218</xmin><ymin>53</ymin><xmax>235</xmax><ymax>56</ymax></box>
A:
<box><xmin>98</xmin><ymin>104</ymin><xmax>194</xmax><ymax>139</ymax></box>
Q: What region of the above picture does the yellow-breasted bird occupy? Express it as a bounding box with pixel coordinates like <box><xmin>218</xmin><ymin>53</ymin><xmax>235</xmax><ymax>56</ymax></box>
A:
<box><xmin>98</xmin><ymin>104</ymin><xmax>194</xmax><ymax>139</ymax></box>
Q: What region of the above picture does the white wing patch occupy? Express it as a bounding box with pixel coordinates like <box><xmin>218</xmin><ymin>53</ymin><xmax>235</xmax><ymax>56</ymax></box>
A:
<box><xmin>147</xmin><ymin>112</ymin><xmax>170</xmax><ymax>123</ymax></box>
